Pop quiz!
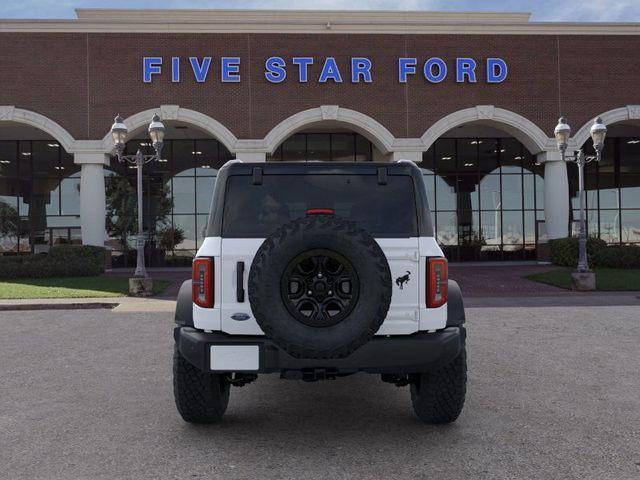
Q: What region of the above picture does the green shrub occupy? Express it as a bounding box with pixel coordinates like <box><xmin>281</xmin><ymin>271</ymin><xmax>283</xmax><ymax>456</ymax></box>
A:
<box><xmin>549</xmin><ymin>237</ymin><xmax>607</xmax><ymax>267</ymax></box>
<box><xmin>550</xmin><ymin>237</ymin><xmax>640</xmax><ymax>269</ymax></box>
<box><xmin>0</xmin><ymin>245</ymin><xmax>106</xmax><ymax>279</ymax></box>
<box><xmin>593</xmin><ymin>245</ymin><xmax>640</xmax><ymax>269</ymax></box>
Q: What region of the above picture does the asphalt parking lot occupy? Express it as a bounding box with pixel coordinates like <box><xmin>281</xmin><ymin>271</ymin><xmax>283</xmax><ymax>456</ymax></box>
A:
<box><xmin>1</xmin><ymin>306</ymin><xmax>639</xmax><ymax>480</ymax></box>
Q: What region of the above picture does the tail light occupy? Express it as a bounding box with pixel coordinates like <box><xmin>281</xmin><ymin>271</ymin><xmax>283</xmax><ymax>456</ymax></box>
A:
<box><xmin>192</xmin><ymin>258</ymin><xmax>214</xmax><ymax>308</ymax></box>
<box><xmin>427</xmin><ymin>257</ymin><xmax>448</xmax><ymax>308</ymax></box>
<box><xmin>306</xmin><ymin>208</ymin><xmax>335</xmax><ymax>215</ymax></box>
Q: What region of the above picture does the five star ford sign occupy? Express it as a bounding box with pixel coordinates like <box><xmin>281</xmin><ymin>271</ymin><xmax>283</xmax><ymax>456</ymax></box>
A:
<box><xmin>142</xmin><ymin>56</ymin><xmax>508</xmax><ymax>84</ymax></box>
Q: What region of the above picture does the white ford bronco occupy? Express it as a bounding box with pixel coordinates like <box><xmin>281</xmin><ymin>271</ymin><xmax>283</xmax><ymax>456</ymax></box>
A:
<box><xmin>173</xmin><ymin>160</ymin><xmax>467</xmax><ymax>424</ymax></box>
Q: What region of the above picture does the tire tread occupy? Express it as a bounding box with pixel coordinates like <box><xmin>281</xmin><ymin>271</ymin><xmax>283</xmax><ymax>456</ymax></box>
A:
<box><xmin>173</xmin><ymin>345</ymin><xmax>230</xmax><ymax>423</ymax></box>
<box><xmin>410</xmin><ymin>345</ymin><xmax>467</xmax><ymax>424</ymax></box>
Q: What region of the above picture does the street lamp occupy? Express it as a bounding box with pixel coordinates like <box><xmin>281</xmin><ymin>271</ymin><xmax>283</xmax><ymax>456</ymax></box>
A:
<box><xmin>554</xmin><ymin>116</ymin><xmax>607</xmax><ymax>276</ymax></box>
<box><xmin>110</xmin><ymin>113</ymin><xmax>165</xmax><ymax>279</ymax></box>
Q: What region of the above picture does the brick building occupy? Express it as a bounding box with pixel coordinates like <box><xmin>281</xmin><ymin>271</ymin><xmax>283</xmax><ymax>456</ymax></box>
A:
<box><xmin>1</xmin><ymin>9</ymin><xmax>640</xmax><ymax>264</ymax></box>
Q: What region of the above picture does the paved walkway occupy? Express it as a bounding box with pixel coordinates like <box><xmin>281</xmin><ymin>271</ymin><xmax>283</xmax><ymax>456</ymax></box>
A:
<box><xmin>449</xmin><ymin>264</ymin><xmax>565</xmax><ymax>297</ymax></box>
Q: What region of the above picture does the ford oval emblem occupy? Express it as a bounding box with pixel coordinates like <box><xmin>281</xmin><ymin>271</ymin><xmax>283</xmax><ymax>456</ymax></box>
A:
<box><xmin>231</xmin><ymin>312</ymin><xmax>251</xmax><ymax>321</ymax></box>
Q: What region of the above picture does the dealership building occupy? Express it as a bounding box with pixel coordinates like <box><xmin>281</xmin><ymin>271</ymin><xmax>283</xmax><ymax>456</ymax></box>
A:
<box><xmin>1</xmin><ymin>8</ymin><xmax>640</xmax><ymax>264</ymax></box>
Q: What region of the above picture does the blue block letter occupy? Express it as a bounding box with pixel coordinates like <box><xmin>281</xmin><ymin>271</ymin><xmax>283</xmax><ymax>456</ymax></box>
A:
<box><xmin>221</xmin><ymin>57</ymin><xmax>241</xmax><ymax>83</ymax></box>
<box><xmin>398</xmin><ymin>58</ymin><xmax>417</xmax><ymax>83</ymax></box>
<box><xmin>456</xmin><ymin>58</ymin><xmax>477</xmax><ymax>83</ymax></box>
<box><xmin>171</xmin><ymin>57</ymin><xmax>180</xmax><ymax>83</ymax></box>
<box><xmin>351</xmin><ymin>57</ymin><xmax>372</xmax><ymax>83</ymax></box>
<box><xmin>292</xmin><ymin>57</ymin><xmax>314</xmax><ymax>82</ymax></box>
<box><xmin>189</xmin><ymin>57</ymin><xmax>212</xmax><ymax>83</ymax></box>
<box><xmin>319</xmin><ymin>57</ymin><xmax>343</xmax><ymax>83</ymax></box>
<box><xmin>424</xmin><ymin>57</ymin><xmax>447</xmax><ymax>83</ymax></box>
<box><xmin>265</xmin><ymin>57</ymin><xmax>287</xmax><ymax>83</ymax></box>
<box><xmin>143</xmin><ymin>57</ymin><xmax>162</xmax><ymax>83</ymax></box>
<box><xmin>487</xmin><ymin>58</ymin><xmax>508</xmax><ymax>83</ymax></box>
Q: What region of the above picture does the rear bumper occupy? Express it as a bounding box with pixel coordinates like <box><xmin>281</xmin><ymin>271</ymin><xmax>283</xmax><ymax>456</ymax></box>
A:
<box><xmin>174</xmin><ymin>326</ymin><xmax>465</xmax><ymax>375</ymax></box>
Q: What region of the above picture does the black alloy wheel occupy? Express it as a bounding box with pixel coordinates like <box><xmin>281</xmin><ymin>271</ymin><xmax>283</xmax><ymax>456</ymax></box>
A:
<box><xmin>281</xmin><ymin>249</ymin><xmax>360</xmax><ymax>327</ymax></box>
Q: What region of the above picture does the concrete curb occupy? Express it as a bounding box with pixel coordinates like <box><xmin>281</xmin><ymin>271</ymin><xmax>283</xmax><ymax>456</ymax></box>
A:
<box><xmin>0</xmin><ymin>302</ymin><xmax>119</xmax><ymax>311</ymax></box>
<box><xmin>0</xmin><ymin>295</ymin><xmax>179</xmax><ymax>313</ymax></box>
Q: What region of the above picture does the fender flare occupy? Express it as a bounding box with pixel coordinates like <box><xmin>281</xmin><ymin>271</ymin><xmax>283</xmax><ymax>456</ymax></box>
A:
<box><xmin>175</xmin><ymin>280</ymin><xmax>193</xmax><ymax>327</ymax></box>
<box><xmin>446</xmin><ymin>280</ymin><xmax>466</xmax><ymax>327</ymax></box>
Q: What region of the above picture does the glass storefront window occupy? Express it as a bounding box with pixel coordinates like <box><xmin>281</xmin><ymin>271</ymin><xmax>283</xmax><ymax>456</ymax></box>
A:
<box><xmin>172</xmin><ymin>214</ymin><xmax>197</xmax><ymax>251</ymax></box>
<box><xmin>568</xmin><ymin>136</ymin><xmax>640</xmax><ymax>245</ymax></box>
<box><xmin>282</xmin><ymin>134</ymin><xmax>306</xmax><ymax>161</ymax></box>
<box><xmin>436</xmin><ymin>211</ymin><xmax>457</xmax><ymax>245</ymax></box>
<box><xmin>270</xmin><ymin>132</ymin><xmax>375</xmax><ymax>162</ymax></box>
<box><xmin>0</xmin><ymin>140</ymin><xmax>79</xmax><ymax>254</ymax></box>
<box><xmin>502</xmin><ymin>211</ymin><xmax>524</xmax><ymax>248</ymax></box>
<box><xmin>172</xmin><ymin>177</ymin><xmax>195</xmax><ymax>214</ymax></box>
<box><xmin>196</xmin><ymin>176</ymin><xmax>216</xmax><ymax>214</ymax></box>
<box><xmin>0</xmin><ymin>141</ymin><xmax>18</xmax><ymax>177</ymax></box>
<box><xmin>435</xmin><ymin>139</ymin><xmax>456</xmax><ymax>174</ymax></box>
<box><xmin>500</xmin><ymin>138</ymin><xmax>523</xmax><ymax>174</ymax></box>
<box><xmin>427</xmin><ymin>136</ymin><xmax>545</xmax><ymax>260</ymax></box>
<box><xmin>435</xmin><ymin>175</ymin><xmax>456</xmax><ymax>211</ymax></box>
<box><xmin>173</xmin><ymin>140</ymin><xmax>195</xmax><ymax>176</ymax></box>
<box><xmin>523</xmin><ymin>174</ymin><xmax>536</xmax><ymax>210</ymax></box>
<box><xmin>524</xmin><ymin>210</ymin><xmax>536</xmax><ymax>245</ymax></box>
<box><xmin>620</xmin><ymin>177</ymin><xmax>640</xmax><ymax>208</ymax></box>
<box><xmin>60</xmin><ymin>175</ymin><xmax>80</xmax><ymax>216</ymax></box>
<box><xmin>196</xmin><ymin>214</ymin><xmax>209</xmax><ymax>248</ymax></box>
<box><xmin>621</xmin><ymin>210</ymin><xmax>640</xmax><ymax>243</ymax></box>
<box><xmin>355</xmin><ymin>134</ymin><xmax>372</xmax><ymax>162</ymax></box>
<box><xmin>478</xmin><ymin>139</ymin><xmax>499</xmax><ymax>173</ymax></box>
<box><xmin>599</xmin><ymin>210</ymin><xmax>620</xmax><ymax>243</ymax></box>
<box><xmin>479</xmin><ymin>175</ymin><xmax>501</xmax><ymax>211</ymax></box>
<box><xmin>307</xmin><ymin>134</ymin><xmax>331</xmax><ymax>161</ymax></box>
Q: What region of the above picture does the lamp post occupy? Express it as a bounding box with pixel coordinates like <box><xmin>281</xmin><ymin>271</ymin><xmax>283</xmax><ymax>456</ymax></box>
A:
<box><xmin>553</xmin><ymin>116</ymin><xmax>607</xmax><ymax>284</ymax></box>
<box><xmin>110</xmin><ymin>114</ymin><xmax>165</xmax><ymax>280</ymax></box>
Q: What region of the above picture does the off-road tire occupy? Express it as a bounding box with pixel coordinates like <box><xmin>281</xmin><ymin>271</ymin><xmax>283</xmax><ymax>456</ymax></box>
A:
<box><xmin>173</xmin><ymin>345</ymin><xmax>230</xmax><ymax>423</ymax></box>
<box><xmin>249</xmin><ymin>214</ymin><xmax>392</xmax><ymax>359</ymax></box>
<box><xmin>410</xmin><ymin>343</ymin><xmax>467</xmax><ymax>424</ymax></box>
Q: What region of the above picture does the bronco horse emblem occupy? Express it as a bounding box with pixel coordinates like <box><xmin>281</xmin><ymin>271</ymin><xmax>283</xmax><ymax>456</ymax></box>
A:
<box><xmin>395</xmin><ymin>271</ymin><xmax>411</xmax><ymax>290</ymax></box>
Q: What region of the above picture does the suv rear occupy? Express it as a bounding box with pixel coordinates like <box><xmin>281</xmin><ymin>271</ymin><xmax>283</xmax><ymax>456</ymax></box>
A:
<box><xmin>173</xmin><ymin>160</ymin><xmax>466</xmax><ymax>424</ymax></box>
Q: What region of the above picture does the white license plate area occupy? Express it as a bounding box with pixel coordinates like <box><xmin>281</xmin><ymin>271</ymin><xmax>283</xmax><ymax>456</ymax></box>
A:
<box><xmin>210</xmin><ymin>345</ymin><xmax>259</xmax><ymax>371</ymax></box>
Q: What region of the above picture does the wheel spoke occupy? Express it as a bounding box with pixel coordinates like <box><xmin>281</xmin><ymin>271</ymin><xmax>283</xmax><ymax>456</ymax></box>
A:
<box><xmin>286</xmin><ymin>275</ymin><xmax>307</xmax><ymax>299</ymax></box>
<box><xmin>334</xmin><ymin>276</ymin><xmax>354</xmax><ymax>298</ymax></box>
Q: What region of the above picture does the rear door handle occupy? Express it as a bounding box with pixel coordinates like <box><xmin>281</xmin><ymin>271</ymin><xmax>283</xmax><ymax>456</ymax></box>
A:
<box><xmin>236</xmin><ymin>261</ymin><xmax>245</xmax><ymax>302</ymax></box>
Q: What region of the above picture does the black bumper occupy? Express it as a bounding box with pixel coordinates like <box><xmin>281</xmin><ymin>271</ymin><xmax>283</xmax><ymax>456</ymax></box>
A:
<box><xmin>174</xmin><ymin>326</ymin><xmax>465</xmax><ymax>375</ymax></box>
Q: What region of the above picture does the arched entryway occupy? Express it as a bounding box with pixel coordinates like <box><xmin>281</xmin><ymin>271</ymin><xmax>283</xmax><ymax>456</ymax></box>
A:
<box><xmin>263</xmin><ymin>106</ymin><xmax>395</xmax><ymax>162</ymax></box>
<box><xmin>0</xmin><ymin>113</ymin><xmax>80</xmax><ymax>254</ymax></box>
<box><xmin>421</xmin><ymin>120</ymin><xmax>547</xmax><ymax>261</ymax></box>
<box><xmin>570</xmin><ymin>110</ymin><xmax>640</xmax><ymax>245</ymax></box>
<box><xmin>105</xmin><ymin>119</ymin><xmax>234</xmax><ymax>267</ymax></box>
<box><xmin>266</xmin><ymin>126</ymin><xmax>385</xmax><ymax>162</ymax></box>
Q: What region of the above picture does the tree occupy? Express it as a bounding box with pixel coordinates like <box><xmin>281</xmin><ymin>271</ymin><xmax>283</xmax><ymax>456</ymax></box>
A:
<box><xmin>157</xmin><ymin>226</ymin><xmax>185</xmax><ymax>252</ymax></box>
<box><xmin>105</xmin><ymin>175</ymin><xmax>172</xmax><ymax>252</ymax></box>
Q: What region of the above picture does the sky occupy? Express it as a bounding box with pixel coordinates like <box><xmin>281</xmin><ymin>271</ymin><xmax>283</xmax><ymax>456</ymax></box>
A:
<box><xmin>1</xmin><ymin>0</ymin><xmax>640</xmax><ymax>22</ymax></box>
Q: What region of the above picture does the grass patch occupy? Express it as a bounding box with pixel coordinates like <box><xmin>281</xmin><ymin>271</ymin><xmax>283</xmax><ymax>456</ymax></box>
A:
<box><xmin>526</xmin><ymin>268</ymin><xmax>640</xmax><ymax>291</ymax></box>
<box><xmin>0</xmin><ymin>276</ymin><xmax>169</xmax><ymax>299</ymax></box>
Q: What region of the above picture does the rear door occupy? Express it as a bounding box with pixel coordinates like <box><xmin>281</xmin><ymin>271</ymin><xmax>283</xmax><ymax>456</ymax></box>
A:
<box><xmin>218</xmin><ymin>171</ymin><xmax>422</xmax><ymax>336</ymax></box>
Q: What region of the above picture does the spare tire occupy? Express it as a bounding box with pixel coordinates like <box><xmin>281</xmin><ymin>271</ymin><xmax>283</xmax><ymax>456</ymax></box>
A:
<box><xmin>248</xmin><ymin>214</ymin><xmax>392</xmax><ymax>359</ymax></box>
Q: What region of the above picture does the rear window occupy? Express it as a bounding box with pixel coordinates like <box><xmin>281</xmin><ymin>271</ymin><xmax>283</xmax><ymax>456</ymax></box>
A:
<box><xmin>222</xmin><ymin>174</ymin><xmax>418</xmax><ymax>237</ymax></box>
